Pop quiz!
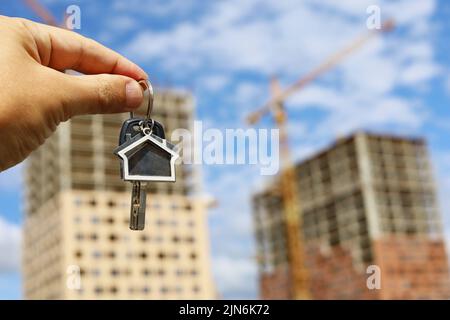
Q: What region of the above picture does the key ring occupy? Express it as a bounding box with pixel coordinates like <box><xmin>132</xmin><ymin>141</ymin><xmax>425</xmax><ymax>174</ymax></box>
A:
<box><xmin>129</xmin><ymin>79</ymin><xmax>154</xmax><ymax>119</ymax></box>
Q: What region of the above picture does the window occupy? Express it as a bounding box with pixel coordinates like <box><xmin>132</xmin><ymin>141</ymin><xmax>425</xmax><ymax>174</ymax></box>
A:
<box><xmin>94</xmin><ymin>286</ymin><xmax>103</xmax><ymax>294</ymax></box>
<box><xmin>186</xmin><ymin>236</ymin><xmax>195</xmax><ymax>243</ymax></box>
<box><xmin>91</xmin><ymin>216</ymin><xmax>100</xmax><ymax>224</ymax></box>
<box><xmin>74</xmin><ymin>198</ymin><xmax>83</xmax><ymax>207</ymax></box>
<box><xmin>107</xmin><ymin>200</ymin><xmax>116</xmax><ymax>208</ymax></box>
<box><xmin>160</xmin><ymin>286</ymin><xmax>169</xmax><ymax>294</ymax></box>
<box><xmin>75</xmin><ymin>233</ymin><xmax>83</xmax><ymax>241</ymax></box>
<box><xmin>92</xmin><ymin>269</ymin><xmax>101</xmax><ymax>277</ymax></box>
<box><xmin>158</xmin><ymin>252</ymin><xmax>166</xmax><ymax>260</ymax></box>
<box><xmin>142</xmin><ymin>269</ymin><xmax>151</xmax><ymax>276</ymax></box>
<box><xmin>139</xmin><ymin>252</ymin><xmax>148</xmax><ymax>260</ymax></box>
<box><xmin>111</xmin><ymin>269</ymin><xmax>119</xmax><ymax>277</ymax></box>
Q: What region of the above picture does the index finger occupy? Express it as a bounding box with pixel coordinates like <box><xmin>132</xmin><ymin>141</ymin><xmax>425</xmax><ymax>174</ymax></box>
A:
<box><xmin>22</xmin><ymin>18</ymin><xmax>148</xmax><ymax>80</ymax></box>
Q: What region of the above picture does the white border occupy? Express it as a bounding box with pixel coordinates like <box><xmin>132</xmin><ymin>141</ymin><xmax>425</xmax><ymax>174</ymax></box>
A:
<box><xmin>117</xmin><ymin>134</ymin><xmax>179</xmax><ymax>182</ymax></box>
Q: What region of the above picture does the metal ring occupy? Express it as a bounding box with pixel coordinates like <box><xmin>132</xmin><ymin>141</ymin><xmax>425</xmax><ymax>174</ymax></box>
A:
<box><xmin>138</xmin><ymin>79</ymin><xmax>154</xmax><ymax>121</ymax></box>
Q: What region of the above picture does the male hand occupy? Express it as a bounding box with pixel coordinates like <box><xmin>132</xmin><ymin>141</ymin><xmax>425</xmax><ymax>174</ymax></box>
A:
<box><xmin>0</xmin><ymin>15</ymin><xmax>148</xmax><ymax>171</ymax></box>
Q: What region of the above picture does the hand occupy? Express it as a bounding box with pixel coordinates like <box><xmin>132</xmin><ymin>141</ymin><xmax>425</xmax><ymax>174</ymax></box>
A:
<box><xmin>0</xmin><ymin>15</ymin><xmax>148</xmax><ymax>171</ymax></box>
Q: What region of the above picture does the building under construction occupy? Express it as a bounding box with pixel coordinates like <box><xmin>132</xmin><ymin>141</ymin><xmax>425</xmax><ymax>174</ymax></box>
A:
<box><xmin>253</xmin><ymin>131</ymin><xmax>450</xmax><ymax>299</ymax></box>
<box><xmin>23</xmin><ymin>89</ymin><xmax>216</xmax><ymax>299</ymax></box>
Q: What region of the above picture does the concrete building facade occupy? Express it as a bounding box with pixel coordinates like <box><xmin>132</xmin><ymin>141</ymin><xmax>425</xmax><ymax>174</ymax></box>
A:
<box><xmin>253</xmin><ymin>132</ymin><xmax>450</xmax><ymax>299</ymax></box>
<box><xmin>23</xmin><ymin>89</ymin><xmax>215</xmax><ymax>299</ymax></box>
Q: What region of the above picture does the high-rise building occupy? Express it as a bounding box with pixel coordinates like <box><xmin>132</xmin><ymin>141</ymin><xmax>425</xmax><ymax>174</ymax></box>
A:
<box><xmin>253</xmin><ymin>132</ymin><xmax>450</xmax><ymax>299</ymax></box>
<box><xmin>23</xmin><ymin>89</ymin><xmax>216</xmax><ymax>299</ymax></box>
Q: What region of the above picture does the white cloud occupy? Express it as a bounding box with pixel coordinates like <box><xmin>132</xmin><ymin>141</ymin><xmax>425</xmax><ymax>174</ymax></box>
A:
<box><xmin>0</xmin><ymin>217</ymin><xmax>21</xmax><ymax>273</ymax></box>
<box><xmin>107</xmin><ymin>15</ymin><xmax>137</xmax><ymax>31</ymax></box>
<box><xmin>123</xmin><ymin>0</ymin><xmax>361</xmax><ymax>75</ymax></box>
<box><xmin>212</xmin><ymin>255</ymin><xmax>257</xmax><ymax>299</ymax></box>
<box><xmin>112</xmin><ymin>0</ymin><xmax>198</xmax><ymax>17</ymax></box>
<box><xmin>287</xmin><ymin>85</ymin><xmax>347</xmax><ymax>111</ymax></box>
<box><xmin>123</xmin><ymin>0</ymin><xmax>438</xmax><ymax>78</ymax></box>
<box><xmin>198</xmin><ymin>74</ymin><xmax>230</xmax><ymax>92</ymax></box>
<box><xmin>123</xmin><ymin>0</ymin><xmax>440</xmax><ymax>133</ymax></box>
<box><xmin>399</xmin><ymin>62</ymin><xmax>441</xmax><ymax>86</ymax></box>
<box><xmin>315</xmin><ymin>97</ymin><xmax>423</xmax><ymax>139</ymax></box>
<box><xmin>232</xmin><ymin>82</ymin><xmax>266</xmax><ymax>112</ymax></box>
<box><xmin>384</xmin><ymin>0</ymin><xmax>436</xmax><ymax>25</ymax></box>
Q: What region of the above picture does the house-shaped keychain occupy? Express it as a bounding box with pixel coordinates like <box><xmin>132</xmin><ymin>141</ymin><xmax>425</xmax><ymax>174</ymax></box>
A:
<box><xmin>114</xmin><ymin>132</ymin><xmax>179</xmax><ymax>182</ymax></box>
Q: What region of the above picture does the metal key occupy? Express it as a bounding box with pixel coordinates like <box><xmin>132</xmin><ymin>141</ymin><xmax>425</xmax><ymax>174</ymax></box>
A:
<box><xmin>115</xmin><ymin>79</ymin><xmax>179</xmax><ymax>231</ymax></box>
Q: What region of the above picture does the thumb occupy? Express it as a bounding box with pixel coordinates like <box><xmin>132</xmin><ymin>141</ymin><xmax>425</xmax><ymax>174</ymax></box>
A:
<box><xmin>59</xmin><ymin>73</ymin><xmax>144</xmax><ymax>117</ymax></box>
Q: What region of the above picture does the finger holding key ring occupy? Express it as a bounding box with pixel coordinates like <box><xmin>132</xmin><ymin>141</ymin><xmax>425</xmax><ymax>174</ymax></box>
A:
<box><xmin>129</xmin><ymin>79</ymin><xmax>154</xmax><ymax>119</ymax></box>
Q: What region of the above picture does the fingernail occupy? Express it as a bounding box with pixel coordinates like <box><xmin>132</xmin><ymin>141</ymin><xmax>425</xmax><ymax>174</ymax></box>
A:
<box><xmin>125</xmin><ymin>80</ymin><xmax>143</xmax><ymax>109</ymax></box>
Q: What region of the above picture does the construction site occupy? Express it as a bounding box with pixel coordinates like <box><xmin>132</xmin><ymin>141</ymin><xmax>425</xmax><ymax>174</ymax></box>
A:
<box><xmin>0</xmin><ymin>0</ymin><xmax>448</xmax><ymax>303</ymax></box>
<box><xmin>244</xmin><ymin>15</ymin><xmax>450</xmax><ymax>300</ymax></box>
<box><xmin>253</xmin><ymin>132</ymin><xmax>450</xmax><ymax>299</ymax></box>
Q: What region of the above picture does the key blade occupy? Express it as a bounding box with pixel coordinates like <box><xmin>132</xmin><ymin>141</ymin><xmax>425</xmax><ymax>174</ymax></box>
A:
<box><xmin>129</xmin><ymin>182</ymin><xmax>147</xmax><ymax>230</ymax></box>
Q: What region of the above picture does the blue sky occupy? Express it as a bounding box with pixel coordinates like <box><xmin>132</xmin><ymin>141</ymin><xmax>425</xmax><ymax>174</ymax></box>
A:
<box><xmin>0</xmin><ymin>0</ymin><xmax>450</xmax><ymax>299</ymax></box>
